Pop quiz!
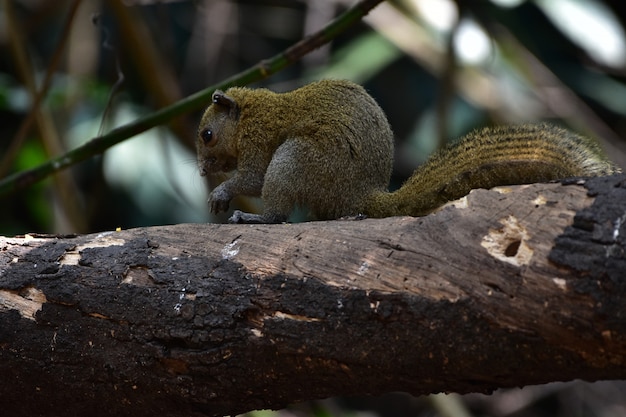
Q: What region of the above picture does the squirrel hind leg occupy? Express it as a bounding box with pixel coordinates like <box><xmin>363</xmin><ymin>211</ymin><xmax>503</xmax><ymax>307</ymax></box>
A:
<box><xmin>225</xmin><ymin>152</ymin><xmax>300</xmax><ymax>224</ymax></box>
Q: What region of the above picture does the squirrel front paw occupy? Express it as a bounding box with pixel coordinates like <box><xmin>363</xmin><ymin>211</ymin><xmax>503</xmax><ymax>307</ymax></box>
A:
<box><xmin>208</xmin><ymin>187</ymin><xmax>232</xmax><ymax>214</ymax></box>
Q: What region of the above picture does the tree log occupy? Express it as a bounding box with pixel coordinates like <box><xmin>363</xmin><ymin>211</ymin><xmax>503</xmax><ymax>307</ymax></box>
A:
<box><xmin>1</xmin><ymin>175</ymin><xmax>625</xmax><ymax>417</ymax></box>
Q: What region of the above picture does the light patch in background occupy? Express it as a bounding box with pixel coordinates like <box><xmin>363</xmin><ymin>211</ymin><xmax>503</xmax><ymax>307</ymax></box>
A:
<box><xmin>414</xmin><ymin>0</ymin><xmax>626</xmax><ymax>68</ymax></box>
<box><xmin>413</xmin><ymin>0</ymin><xmax>492</xmax><ymax>65</ymax></box>
<box><xmin>102</xmin><ymin>105</ymin><xmax>209</xmax><ymax>222</ymax></box>
<box><xmin>413</xmin><ymin>0</ymin><xmax>458</xmax><ymax>32</ymax></box>
<box><xmin>536</xmin><ymin>0</ymin><xmax>626</xmax><ymax>68</ymax></box>
<box><xmin>69</xmin><ymin>103</ymin><xmax>210</xmax><ymax>223</ymax></box>
<box><xmin>454</xmin><ymin>19</ymin><xmax>493</xmax><ymax>65</ymax></box>
<box><xmin>490</xmin><ymin>0</ymin><xmax>525</xmax><ymax>7</ymax></box>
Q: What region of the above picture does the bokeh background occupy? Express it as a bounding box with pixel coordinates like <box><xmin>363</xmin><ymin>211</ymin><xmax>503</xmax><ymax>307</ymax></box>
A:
<box><xmin>1</xmin><ymin>0</ymin><xmax>626</xmax><ymax>415</ymax></box>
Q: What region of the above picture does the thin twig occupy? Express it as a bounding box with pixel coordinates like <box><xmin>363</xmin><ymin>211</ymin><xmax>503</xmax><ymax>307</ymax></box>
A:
<box><xmin>435</xmin><ymin>17</ymin><xmax>459</xmax><ymax>150</ymax></box>
<box><xmin>92</xmin><ymin>13</ymin><xmax>125</xmax><ymax>138</ymax></box>
<box><xmin>0</xmin><ymin>0</ymin><xmax>82</xmax><ymax>178</ymax></box>
<box><xmin>0</xmin><ymin>0</ymin><xmax>385</xmax><ymax>198</ymax></box>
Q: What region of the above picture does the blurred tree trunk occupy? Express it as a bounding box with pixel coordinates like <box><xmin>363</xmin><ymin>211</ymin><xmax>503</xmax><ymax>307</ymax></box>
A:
<box><xmin>1</xmin><ymin>175</ymin><xmax>625</xmax><ymax>417</ymax></box>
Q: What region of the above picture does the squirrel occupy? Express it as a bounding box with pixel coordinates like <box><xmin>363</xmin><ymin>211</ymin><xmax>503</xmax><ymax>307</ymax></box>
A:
<box><xmin>197</xmin><ymin>79</ymin><xmax>620</xmax><ymax>223</ymax></box>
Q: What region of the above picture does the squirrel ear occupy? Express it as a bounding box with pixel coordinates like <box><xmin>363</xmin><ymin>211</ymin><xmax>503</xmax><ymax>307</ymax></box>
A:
<box><xmin>212</xmin><ymin>90</ymin><xmax>239</xmax><ymax>119</ymax></box>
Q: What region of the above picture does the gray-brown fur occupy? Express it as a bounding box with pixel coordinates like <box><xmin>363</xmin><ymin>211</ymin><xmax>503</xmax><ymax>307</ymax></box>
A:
<box><xmin>197</xmin><ymin>79</ymin><xmax>393</xmax><ymax>223</ymax></box>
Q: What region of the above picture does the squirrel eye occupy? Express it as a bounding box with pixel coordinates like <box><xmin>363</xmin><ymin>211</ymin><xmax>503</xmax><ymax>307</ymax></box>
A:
<box><xmin>200</xmin><ymin>128</ymin><xmax>216</xmax><ymax>146</ymax></box>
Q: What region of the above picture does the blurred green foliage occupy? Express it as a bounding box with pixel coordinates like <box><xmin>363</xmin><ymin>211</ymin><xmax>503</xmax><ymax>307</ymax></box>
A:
<box><xmin>11</xmin><ymin>139</ymin><xmax>51</xmax><ymax>234</ymax></box>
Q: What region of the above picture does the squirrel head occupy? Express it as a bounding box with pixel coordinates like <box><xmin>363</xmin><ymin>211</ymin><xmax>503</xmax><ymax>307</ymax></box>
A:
<box><xmin>196</xmin><ymin>90</ymin><xmax>241</xmax><ymax>176</ymax></box>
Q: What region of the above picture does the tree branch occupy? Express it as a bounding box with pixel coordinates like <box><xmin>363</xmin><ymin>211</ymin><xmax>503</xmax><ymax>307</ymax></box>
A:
<box><xmin>1</xmin><ymin>176</ymin><xmax>626</xmax><ymax>417</ymax></box>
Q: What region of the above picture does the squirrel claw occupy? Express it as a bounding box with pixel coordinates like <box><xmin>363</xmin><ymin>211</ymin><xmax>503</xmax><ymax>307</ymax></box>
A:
<box><xmin>228</xmin><ymin>210</ymin><xmax>287</xmax><ymax>224</ymax></box>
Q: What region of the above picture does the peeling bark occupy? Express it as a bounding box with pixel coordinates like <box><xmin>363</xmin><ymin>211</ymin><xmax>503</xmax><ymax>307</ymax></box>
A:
<box><xmin>1</xmin><ymin>175</ymin><xmax>625</xmax><ymax>417</ymax></box>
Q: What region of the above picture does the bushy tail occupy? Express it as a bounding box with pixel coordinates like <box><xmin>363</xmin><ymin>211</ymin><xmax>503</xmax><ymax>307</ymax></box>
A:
<box><xmin>365</xmin><ymin>123</ymin><xmax>620</xmax><ymax>218</ymax></box>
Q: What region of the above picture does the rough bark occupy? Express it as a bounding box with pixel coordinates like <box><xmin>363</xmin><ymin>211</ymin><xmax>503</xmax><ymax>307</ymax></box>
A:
<box><xmin>1</xmin><ymin>175</ymin><xmax>625</xmax><ymax>417</ymax></box>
